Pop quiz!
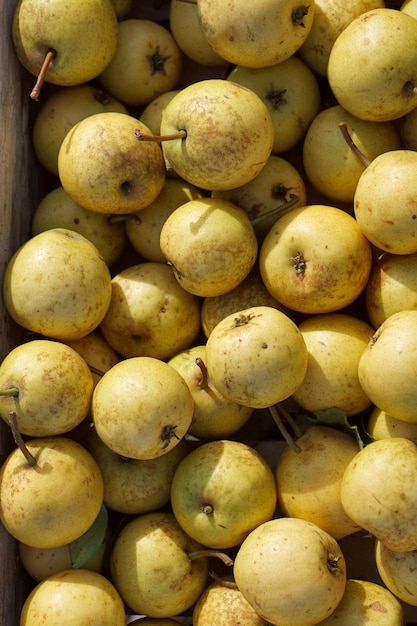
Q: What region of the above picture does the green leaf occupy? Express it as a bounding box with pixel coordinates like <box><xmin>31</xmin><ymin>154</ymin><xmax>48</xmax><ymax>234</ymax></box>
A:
<box><xmin>302</xmin><ymin>407</ymin><xmax>374</xmax><ymax>450</ymax></box>
<box><xmin>69</xmin><ymin>503</ymin><xmax>108</xmax><ymax>569</ymax></box>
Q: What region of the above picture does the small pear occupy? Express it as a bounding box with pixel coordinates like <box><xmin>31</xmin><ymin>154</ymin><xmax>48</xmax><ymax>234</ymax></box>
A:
<box><xmin>375</xmin><ymin>539</ymin><xmax>417</xmax><ymax>607</ymax></box>
<box><xmin>367</xmin><ymin>406</ymin><xmax>417</xmax><ymax>445</ymax></box>
<box><xmin>193</xmin><ymin>578</ymin><xmax>268</xmax><ymax>626</ymax></box>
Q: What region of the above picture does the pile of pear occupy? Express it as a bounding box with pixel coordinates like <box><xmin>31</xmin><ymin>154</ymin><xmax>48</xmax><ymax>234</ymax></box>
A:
<box><xmin>4</xmin><ymin>0</ymin><xmax>417</xmax><ymax>624</ymax></box>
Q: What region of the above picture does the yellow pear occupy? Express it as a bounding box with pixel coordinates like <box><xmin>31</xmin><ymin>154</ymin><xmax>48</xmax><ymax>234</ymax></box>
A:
<box><xmin>367</xmin><ymin>405</ymin><xmax>417</xmax><ymax>445</ymax></box>
<box><xmin>317</xmin><ymin>578</ymin><xmax>404</xmax><ymax>625</ymax></box>
<box><xmin>64</xmin><ymin>330</ymin><xmax>120</xmax><ymax>388</ymax></box>
<box><xmin>276</xmin><ymin>425</ymin><xmax>361</xmax><ymax>539</ymax></box>
<box><xmin>193</xmin><ymin>578</ymin><xmax>268</xmax><ymax>626</ymax></box>
<box><xmin>341</xmin><ymin>437</ymin><xmax>417</xmax><ymax>552</ymax></box>
<box><xmin>375</xmin><ymin>539</ymin><xmax>417</xmax><ymax>607</ymax></box>
<box><xmin>292</xmin><ymin>313</ymin><xmax>374</xmax><ymax>416</ymax></box>
<box><xmin>233</xmin><ymin>517</ymin><xmax>347</xmax><ymax>626</ymax></box>
<box><xmin>20</xmin><ymin>569</ymin><xmax>125</xmax><ymax>626</ymax></box>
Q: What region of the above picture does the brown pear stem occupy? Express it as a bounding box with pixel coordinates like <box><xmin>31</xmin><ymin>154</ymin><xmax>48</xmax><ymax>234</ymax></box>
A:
<box><xmin>188</xmin><ymin>550</ymin><xmax>234</xmax><ymax>567</ymax></box>
<box><xmin>276</xmin><ymin>401</ymin><xmax>303</xmax><ymax>439</ymax></box>
<box><xmin>88</xmin><ymin>365</ymin><xmax>105</xmax><ymax>378</ymax></box>
<box><xmin>9</xmin><ymin>412</ymin><xmax>37</xmax><ymax>466</ymax></box>
<box><xmin>250</xmin><ymin>194</ymin><xmax>300</xmax><ymax>227</ymax></box>
<box><xmin>338</xmin><ymin>122</ymin><xmax>371</xmax><ymax>167</ymax></box>
<box><xmin>195</xmin><ymin>357</ymin><xmax>209</xmax><ymax>389</ymax></box>
<box><xmin>0</xmin><ymin>387</ymin><xmax>19</xmax><ymax>397</ymax></box>
<box><xmin>209</xmin><ymin>569</ymin><xmax>238</xmax><ymax>588</ymax></box>
<box><xmin>30</xmin><ymin>49</ymin><xmax>56</xmax><ymax>100</ymax></box>
<box><xmin>135</xmin><ymin>128</ymin><xmax>187</xmax><ymax>142</ymax></box>
<box><xmin>269</xmin><ymin>404</ymin><xmax>302</xmax><ymax>453</ymax></box>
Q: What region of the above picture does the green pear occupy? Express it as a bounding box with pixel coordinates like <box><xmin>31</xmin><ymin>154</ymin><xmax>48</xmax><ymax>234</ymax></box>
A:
<box><xmin>227</xmin><ymin>56</ymin><xmax>321</xmax><ymax>155</ymax></box>
<box><xmin>212</xmin><ymin>154</ymin><xmax>307</xmax><ymax>241</ymax></box>
<box><xmin>205</xmin><ymin>305</ymin><xmax>308</xmax><ymax>409</ymax></box>
<box><xmin>138</xmin><ymin>89</ymin><xmax>180</xmax><ymax>137</ymax></box>
<box><xmin>259</xmin><ymin>204</ymin><xmax>372</xmax><ymax>314</ymax></box>
<box><xmin>109</xmin><ymin>512</ymin><xmax>210</xmax><ymax>617</ymax></box>
<box><xmin>354</xmin><ymin>149</ymin><xmax>417</xmax><ymax>254</ymax></box>
<box><xmin>168</xmin><ymin>344</ymin><xmax>254</xmax><ymax>439</ymax></box>
<box><xmin>2</xmin><ymin>228</ymin><xmax>112</xmax><ymax>341</ymax></box>
<box><xmin>292</xmin><ymin>313</ymin><xmax>374</xmax><ymax>417</ymax></box>
<box><xmin>276</xmin><ymin>425</ymin><xmax>361</xmax><ymax>539</ymax></box>
<box><xmin>196</xmin><ymin>0</ymin><xmax>315</xmax><ymax>68</ymax></box>
<box><xmin>193</xmin><ymin>578</ymin><xmax>268</xmax><ymax>626</ymax></box>
<box><xmin>31</xmin><ymin>186</ymin><xmax>126</xmax><ymax>267</ymax></box>
<box><xmin>0</xmin><ymin>339</ymin><xmax>94</xmax><ymax>437</ymax></box>
<box><xmin>327</xmin><ymin>8</ymin><xmax>417</xmax><ymax>122</ymax></box>
<box><xmin>0</xmin><ymin>434</ymin><xmax>104</xmax><ymax>549</ymax></box>
<box><xmin>365</xmin><ymin>251</ymin><xmax>417</xmax><ymax>329</ymax></box>
<box><xmin>170</xmin><ymin>439</ymin><xmax>277</xmax><ymax>549</ymax></box>
<box><xmin>233</xmin><ymin>517</ymin><xmax>347</xmax><ymax>626</ymax></box>
<box><xmin>358</xmin><ymin>310</ymin><xmax>417</xmax><ymax>422</ymax></box>
<box><xmin>85</xmin><ymin>425</ymin><xmax>189</xmax><ymax>515</ymax></box>
<box><xmin>298</xmin><ymin>0</ymin><xmax>386</xmax><ymax>77</ymax></box>
<box><xmin>375</xmin><ymin>539</ymin><xmax>417</xmax><ymax>607</ymax></box>
<box><xmin>32</xmin><ymin>84</ymin><xmax>128</xmax><ymax>176</ymax></box>
<box><xmin>20</xmin><ymin>569</ymin><xmax>126</xmax><ymax>625</ymax></box>
<box><xmin>341</xmin><ymin>437</ymin><xmax>417</xmax><ymax>551</ymax></box>
<box><xmin>91</xmin><ymin>356</ymin><xmax>194</xmax><ymax>460</ymax></box>
<box><xmin>317</xmin><ymin>578</ymin><xmax>404</xmax><ymax>625</ymax></box>
<box><xmin>99</xmin><ymin>19</ymin><xmax>182</xmax><ymax>107</ymax></box>
<box><xmin>58</xmin><ymin>112</ymin><xmax>166</xmax><ymax>215</ymax></box>
<box><xmin>201</xmin><ymin>269</ymin><xmax>289</xmax><ymax>339</ymax></box>
<box><xmin>159</xmin><ymin>197</ymin><xmax>258</xmax><ymax>298</ymax></box>
<box><xmin>99</xmin><ymin>261</ymin><xmax>201</xmax><ymax>359</ymax></box>
<box><xmin>303</xmin><ymin>105</ymin><xmax>401</xmax><ymax>203</ymax></box>
<box><xmin>125</xmin><ymin>178</ymin><xmax>203</xmax><ymax>263</ymax></box>
<box><xmin>155</xmin><ymin>78</ymin><xmax>274</xmax><ymax>191</ymax></box>
<box><xmin>12</xmin><ymin>0</ymin><xmax>119</xmax><ymax>100</ymax></box>
<box><xmin>109</xmin><ymin>0</ymin><xmax>132</xmax><ymax>20</ymax></box>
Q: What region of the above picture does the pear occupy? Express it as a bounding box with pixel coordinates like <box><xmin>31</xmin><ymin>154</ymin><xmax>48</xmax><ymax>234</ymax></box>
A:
<box><xmin>340</xmin><ymin>437</ymin><xmax>417</xmax><ymax>552</ymax></box>
<box><xmin>91</xmin><ymin>356</ymin><xmax>194</xmax><ymax>460</ymax></box>
<box><xmin>259</xmin><ymin>204</ymin><xmax>373</xmax><ymax>314</ymax></box>
<box><xmin>233</xmin><ymin>517</ymin><xmax>347</xmax><ymax>626</ymax></box>
<box><xmin>58</xmin><ymin>112</ymin><xmax>166</xmax><ymax>215</ymax></box>
<box><xmin>20</xmin><ymin>569</ymin><xmax>125</xmax><ymax>625</ymax></box>
<box><xmin>168</xmin><ymin>344</ymin><xmax>254</xmax><ymax>439</ymax></box>
<box><xmin>64</xmin><ymin>330</ymin><xmax>120</xmax><ymax>388</ymax></box>
<box><xmin>31</xmin><ymin>186</ymin><xmax>126</xmax><ymax>267</ymax></box>
<box><xmin>32</xmin><ymin>84</ymin><xmax>128</xmax><ymax>176</ymax></box>
<box><xmin>125</xmin><ymin>177</ymin><xmax>203</xmax><ymax>263</ymax></box>
<box><xmin>193</xmin><ymin>578</ymin><xmax>268</xmax><ymax>626</ymax></box>
<box><xmin>196</xmin><ymin>0</ymin><xmax>315</xmax><ymax>68</ymax></box>
<box><xmin>354</xmin><ymin>149</ymin><xmax>417</xmax><ymax>254</ymax></box>
<box><xmin>317</xmin><ymin>578</ymin><xmax>404</xmax><ymax>625</ymax></box>
<box><xmin>275</xmin><ymin>425</ymin><xmax>361</xmax><ymax>539</ymax></box>
<box><xmin>302</xmin><ymin>104</ymin><xmax>401</xmax><ymax>203</ymax></box>
<box><xmin>109</xmin><ymin>0</ymin><xmax>132</xmax><ymax>19</ymax></box>
<box><xmin>170</xmin><ymin>439</ymin><xmax>277</xmax><ymax>549</ymax></box>
<box><xmin>292</xmin><ymin>313</ymin><xmax>374</xmax><ymax>417</ymax></box>
<box><xmin>358</xmin><ymin>310</ymin><xmax>417</xmax><ymax>422</ymax></box>
<box><xmin>3</xmin><ymin>228</ymin><xmax>112</xmax><ymax>342</ymax></box>
<box><xmin>298</xmin><ymin>0</ymin><xmax>386</xmax><ymax>77</ymax></box>
<box><xmin>139</xmin><ymin>89</ymin><xmax>181</xmax><ymax>137</ymax></box>
<box><xmin>99</xmin><ymin>19</ymin><xmax>182</xmax><ymax>107</ymax></box>
<box><xmin>159</xmin><ymin>197</ymin><xmax>258</xmax><ymax>297</ymax></box>
<box><xmin>227</xmin><ymin>56</ymin><xmax>321</xmax><ymax>155</ymax></box>
<box><xmin>0</xmin><ymin>434</ymin><xmax>104</xmax><ymax>549</ymax></box>
<box><xmin>212</xmin><ymin>154</ymin><xmax>307</xmax><ymax>241</ymax></box>
<box><xmin>365</xmin><ymin>251</ymin><xmax>417</xmax><ymax>329</ymax></box>
<box><xmin>201</xmin><ymin>269</ymin><xmax>289</xmax><ymax>339</ymax></box>
<box><xmin>367</xmin><ymin>406</ymin><xmax>417</xmax><ymax>445</ymax></box>
<box><xmin>109</xmin><ymin>512</ymin><xmax>210</xmax><ymax>618</ymax></box>
<box><xmin>85</xmin><ymin>425</ymin><xmax>189</xmax><ymax>515</ymax></box>
<box><xmin>327</xmin><ymin>8</ymin><xmax>417</xmax><ymax>122</ymax></box>
<box><xmin>128</xmin><ymin>620</ymin><xmax>181</xmax><ymax>626</ymax></box>
<box><xmin>205</xmin><ymin>305</ymin><xmax>308</xmax><ymax>409</ymax></box>
<box><xmin>375</xmin><ymin>539</ymin><xmax>417</xmax><ymax>607</ymax></box>
<box><xmin>99</xmin><ymin>261</ymin><xmax>201</xmax><ymax>359</ymax></box>
<box><xmin>12</xmin><ymin>0</ymin><xmax>119</xmax><ymax>100</ymax></box>
<box><xmin>0</xmin><ymin>339</ymin><xmax>94</xmax><ymax>437</ymax></box>
<box><xmin>155</xmin><ymin>78</ymin><xmax>274</xmax><ymax>191</ymax></box>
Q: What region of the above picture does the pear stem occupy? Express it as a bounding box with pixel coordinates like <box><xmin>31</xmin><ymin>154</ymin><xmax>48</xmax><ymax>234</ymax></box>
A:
<box><xmin>195</xmin><ymin>357</ymin><xmax>209</xmax><ymax>389</ymax></box>
<box><xmin>250</xmin><ymin>194</ymin><xmax>300</xmax><ymax>226</ymax></box>
<box><xmin>30</xmin><ymin>49</ymin><xmax>56</xmax><ymax>101</ymax></box>
<box><xmin>209</xmin><ymin>569</ymin><xmax>238</xmax><ymax>588</ymax></box>
<box><xmin>269</xmin><ymin>404</ymin><xmax>302</xmax><ymax>453</ymax></box>
<box><xmin>88</xmin><ymin>365</ymin><xmax>105</xmax><ymax>378</ymax></box>
<box><xmin>9</xmin><ymin>412</ymin><xmax>37</xmax><ymax>466</ymax></box>
<box><xmin>276</xmin><ymin>401</ymin><xmax>303</xmax><ymax>439</ymax></box>
<box><xmin>135</xmin><ymin>128</ymin><xmax>187</xmax><ymax>142</ymax></box>
<box><xmin>0</xmin><ymin>387</ymin><xmax>19</xmax><ymax>397</ymax></box>
<box><xmin>338</xmin><ymin>122</ymin><xmax>371</xmax><ymax>167</ymax></box>
<box><xmin>188</xmin><ymin>549</ymin><xmax>234</xmax><ymax>567</ymax></box>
